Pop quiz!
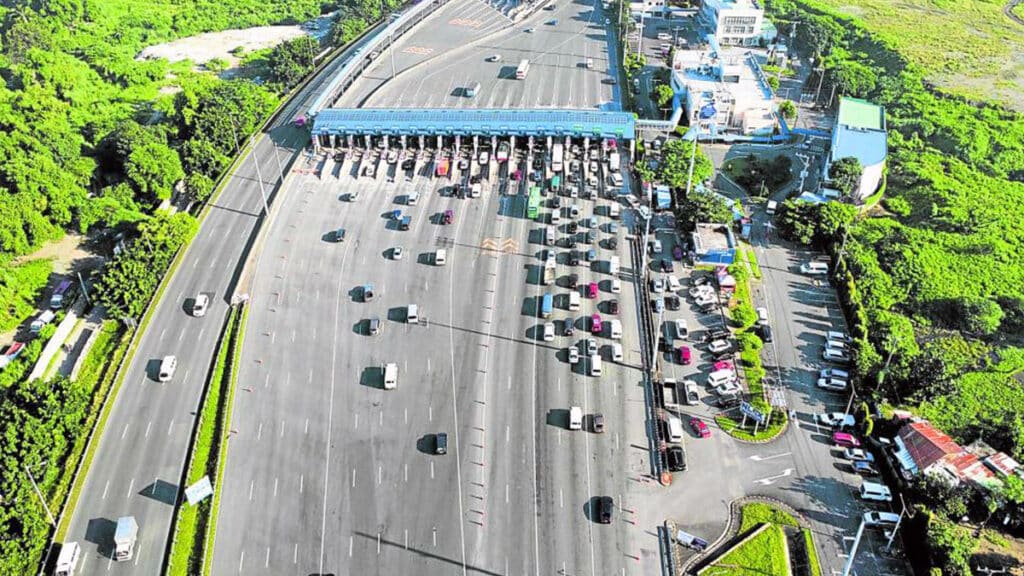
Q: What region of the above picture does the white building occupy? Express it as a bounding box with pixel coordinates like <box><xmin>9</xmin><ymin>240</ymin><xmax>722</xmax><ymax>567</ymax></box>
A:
<box><xmin>699</xmin><ymin>0</ymin><xmax>765</xmax><ymax>47</ymax></box>
<box><xmin>670</xmin><ymin>40</ymin><xmax>775</xmax><ymax>136</ymax></box>
<box><xmin>823</xmin><ymin>98</ymin><xmax>887</xmax><ymax>200</ymax></box>
<box><xmin>629</xmin><ymin>0</ymin><xmax>665</xmax><ymax>16</ymax></box>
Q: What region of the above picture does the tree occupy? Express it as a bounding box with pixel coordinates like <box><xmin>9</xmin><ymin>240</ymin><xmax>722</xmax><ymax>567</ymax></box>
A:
<box><xmin>125</xmin><ymin>141</ymin><xmax>184</xmax><ymax>203</ymax></box>
<box><xmin>829</xmin><ymin>157</ymin><xmax>863</xmax><ymax>197</ymax></box>
<box><xmin>658</xmin><ymin>139</ymin><xmax>712</xmax><ymax>190</ymax></box>
<box><xmin>265</xmin><ymin>36</ymin><xmax>318</xmax><ymax>89</ymax></box>
<box><xmin>955</xmin><ymin>297</ymin><xmax>1004</xmax><ymax>335</ymax></box>
<box><xmin>653</xmin><ymin>84</ymin><xmax>675</xmax><ymax>109</ymax></box>
<box><xmin>778</xmin><ymin>99</ymin><xmax>797</xmax><ymax>119</ymax></box>
<box><xmin>776</xmin><ymin>199</ymin><xmax>817</xmax><ymax>244</ymax></box>
<box><xmin>674</xmin><ymin>189</ymin><xmax>733</xmax><ymax>230</ymax></box>
<box><xmin>331</xmin><ymin>17</ymin><xmax>368</xmax><ymax>46</ymax></box>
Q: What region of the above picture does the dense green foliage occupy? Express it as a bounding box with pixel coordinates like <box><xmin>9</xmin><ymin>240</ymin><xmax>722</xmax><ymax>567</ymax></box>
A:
<box><xmin>713</xmin><ymin>524</ymin><xmax>788</xmax><ymax>575</ymax></box>
<box><xmin>658</xmin><ymin>139</ymin><xmax>712</xmax><ymax>190</ymax></box>
<box><xmin>827</xmin><ymin>156</ymin><xmax>862</xmax><ymax>198</ymax></box>
<box><xmin>738</xmin><ymin>502</ymin><xmax>799</xmax><ymax>533</ymax></box>
<box><xmin>728</xmin><ymin>153</ymin><xmax>793</xmax><ymax>195</ymax></box>
<box><xmin>0</xmin><ymin>258</ymin><xmax>52</xmax><ymax>332</ymax></box>
<box><xmin>766</xmin><ymin>0</ymin><xmax>1024</xmax><ymax>460</ymax></box>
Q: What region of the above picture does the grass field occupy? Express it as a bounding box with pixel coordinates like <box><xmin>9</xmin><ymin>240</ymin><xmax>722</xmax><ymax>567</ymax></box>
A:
<box><xmin>808</xmin><ymin>0</ymin><xmax>1024</xmax><ymax>110</ymax></box>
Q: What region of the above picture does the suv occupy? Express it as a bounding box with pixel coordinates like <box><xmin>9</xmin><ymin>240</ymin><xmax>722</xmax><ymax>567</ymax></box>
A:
<box><xmin>596</xmin><ymin>496</ymin><xmax>614</xmax><ymax>523</ymax></box>
<box><xmin>667</xmin><ymin>446</ymin><xmax>687</xmax><ymax>471</ymax></box>
<box><xmin>569</xmin><ymin>250</ymin><xmax>580</xmax><ymax>266</ymax></box>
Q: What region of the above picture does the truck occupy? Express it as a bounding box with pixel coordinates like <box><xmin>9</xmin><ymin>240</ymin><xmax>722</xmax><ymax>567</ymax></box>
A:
<box><xmin>55</xmin><ymin>542</ymin><xmax>81</xmax><ymax>576</ymax></box>
<box><xmin>543</xmin><ymin>261</ymin><xmax>556</xmax><ymax>285</ymax></box>
<box><xmin>383</xmin><ymin>363</ymin><xmax>398</xmax><ymax>389</ymax></box>
<box><xmin>540</xmin><ymin>293</ymin><xmax>553</xmax><ymax>318</ymax></box>
<box><xmin>552</xmin><ymin>142</ymin><xmax>564</xmax><ymax>172</ymax></box>
<box><xmin>113</xmin><ymin>516</ymin><xmax>138</xmax><ymax>562</ymax></box>
<box><xmin>608</xmin><ymin>151</ymin><xmax>621</xmax><ymax>172</ymax></box>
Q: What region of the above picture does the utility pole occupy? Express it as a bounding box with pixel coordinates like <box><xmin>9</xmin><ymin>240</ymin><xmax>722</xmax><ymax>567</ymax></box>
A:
<box><xmin>841</xmin><ymin>517</ymin><xmax>867</xmax><ymax>576</ymax></box>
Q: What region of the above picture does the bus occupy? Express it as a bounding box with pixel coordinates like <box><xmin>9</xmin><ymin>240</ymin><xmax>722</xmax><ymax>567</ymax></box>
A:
<box><xmin>551</xmin><ymin>142</ymin><xmax>564</xmax><ymax>172</ymax></box>
<box><xmin>527</xmin><ymin>186</ymin><xmax>542</xmax><ymax>219</ymax></box>
<box><xmin>516</xmin><ymin>59</ymin><xmax>530</xmax><ymax>80</ymax></box>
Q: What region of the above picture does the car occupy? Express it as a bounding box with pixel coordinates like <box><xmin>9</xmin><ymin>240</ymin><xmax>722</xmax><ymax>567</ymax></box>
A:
<box><xmin>585</xmin><ymin>57</ymin><xmax>594</xmax><ymax>69</ymax></box>
<box><xmin>650</xmin><ymin>239</ymin><xmax>663</xmax><ymax>254</ymax></box>
<box><xmin>568</xmin><ymin>221</ymin><xmax>579</xmax><ymax>233</ymax></box>
<box><xmin>611</xmin><ymin>278</ymin><xmax>621</xmax><ymax>293</ymax></box>
<box><xmin>852</xmin><ymin>460</ymin><xmax>879</xmax><ymax>476</ymax></box>
<box><xmin>569</xmin><ymin>250</ymin><xmax>581</xmax><ymax>266</ymax></box>
<box><xmin>443</xmin><ymin>209</ymin><xmax>455</xmax><ymax>225</ymax></box>
<box><xmin>694</xmin><ymin>294</ymin><xmax>717</xmax><ymax>307</ymax></box>
<box><xmin>390</xmin><ymin>209</ymin><xmax>403</xmax><ymax>220</ymax></box>
<box><xmin>713</xmin><ymin>359</ymin><xmax>734</xmax><ymax>372</ymax></box>
<box><xmin>820</xmin><ymin>368</ymin><xmax>851</xmax><ymax>380</ymax></box>
<box><xmin>708</xmin><ymin>339</ymin><xmax>731</xmax><ymax>354</ymax></box>
<box><xmin>392</xmin><ymin>246</ymin><xmax>404</xmax><ymax>260</ymax></box>
<box><xmin>587</xmin><ymin>247</ymin><xmax>597</xmax><ymax>261</ymax></box>
<box><xmin>591</xmin><ymin>313</ymin><xmax>602</xmax><ymax>334</ymax></box>
<box><xmin>667</xmin><ymin>276</ymin><xmax>682</xmax><ymax>292</ymax></box>
<box><xmin>402</xmin><ymin>158</ymin><xmax>415</xmax><ymax>170</ymax></box>
<box><xmin>674</xmin><ymin>319</ymin><xmax>689</xmax><ymax>339</ymax></box>
<box><xmin>828</xmin><ymin>330</ymin><xmax>852</xmax><ymax>344</ymax></box>
<box><xmin>551</xmin><ymin>196</ymin><xmax>562</xmax><ymax>208</ymax></box>
<box><xmin>817</xmin><ymin>412</ymin><xmax>855</xmax><ymax>428</ymax></box>
<box><xmin>832</xmin><ymin>431</ymin><xmax>860</xmax><ymax>448</ymax></box>
<box><xmin>665</xmin><ymin>295</ymin><xmax>680</xmax><ymax>311</ymax></box>
<box><xmin>568</xmin><ymin>346</ymin><xmax>580</xmax><ymax>364</ymax></box>
<box><xmin>667</xmin><ymin>446</ymin><xmax>687</xmax><ymax>471</ymax></box>
<box><xmin>714</xmin><ymin>382</ymin><xmax>741</xmax><ymax>396</ymax></box>
<box><xmin>660</xmin><ymin>259</ymin><xmax>673</xmax><ymax>273</ymax></box>
<box><xmin>587</xmin><ymin>282</ymin><xmax>599</xmax><ymax>298</ymax></box>
<box><xmin>605</xmin><ymin>17</ymin><xmax>610</xmax><ymax>24</ymax></box>
<box><xmin>545</xmin><ymin>249</ymin><xmax>556</xmax><ymax>265</ymax></box>
<box><xmin>363</xmin><ymin>163</ymin><xmax>376</xmax><ymax>177</ymax></box>
<box><xmin>652</xmin><ymin>298</ymin><xmax>664</xmax><ymax>313</ymax></box>
<box><xmin>843</xmin><ymin>448</ymin><xmax>875</xmax><ymax>463</ymax></box>
<box><xmin>706</xmin><ymin>329</ymin><xmax>731</xmax><ymax>343</ymax></box>
<box><xmin>487</xmin><ymin>54</ymin><xmax>502</xmax><ymax>62</ymax></box>
<box><xmin>651</xmin><ymin>278</ymin><xmax>665</xmax><ymax>293</ymax></box>
<box><xmin>586</xmin><ymin>229</ymin><xmax>597</xmax><ymax>244</ymax></box>
<box><xmin>547</xmin><ymin>18</ymin><xmax>558</xmax><ymax>25</ymax></box>
<box><xmin>758</xmin><ymin>324</ymin><xmax>774</xmax><ymax>343</ymax></box>
<box><xmin>543</xmin><ymin>322</ymin><xmax>555</xmax><ymax>341</ymax></box>
<box><xmin>602</xmin><ymin>77</ymin><xmax>617</xmax><ymax>85</ymax></box>
<box><xmin>609</xmin><ymin>299</ymin><xmax>619</xmax><ymax>314</ymax></box>
<box><xmin>586</xmin><ymin>338</ymin><xmax>598</xmax><ymax>356</ymax></box>
<box><xmin>718</xmin><ymin>392</ymin><xmax>742</xmax><ymax>408</ymax></box>
<box><xmin>689</xmin><ymin>285</ymin><xmax>714</xmax><ymax>298</ymax></box>
<box><xmin>683</xmin><ymin>380</ymin><xmax>700</xmax><ymax>405</ymax></box>
<box><xmin>435</xmin><ymin>432</ymin><xmax>448</xmax><ymax>454</ymax></box>
<box><xmin>479</xmin><ymin>151</ymin><xmax>490</xmax><ymax>164</ymax></box>
<box><xmin>817</xmin><ymin>377</ymin><xmax>849</xmax><ymax>392</ymax></box>
<box><xmin>607</xmin><ymin>237</ymin><xmax>618</xmax><ymax>250</ymax></box>
<box><xmin>568</xmin><ymin>273</ymin><xmax>579</xmax><ymax>289</ymax></box>
<box><xmin>192</xmin><ymin>293</ymin><xmax>209</xmax><ymax>317</ymax></box>
<box><xmin>673</xmin><ymin>245</ymin><xmax>684</xmax><ymax>260</ymax></box>
<box><xmin>863</xmin><ymin>512</ymin><xmax>901</xmax><ymax>528</ymax></box>
<box><xmin>593</xmin><ymin>413</ymin><xmax>605</xmax><ymax>433</ymax></box>
<box><xmin>524</xmin><ymin>27</ymin><xmax>535</xmax><ymax>33</ymax></box>
<box><xmin>823</xmin><ymin>348</ymin><xmax>851</xmax><ymax>363</ymax></box>
<box><xmin>690</xmin><ymin>417</ymin><xmax>711</xmax><ymax>438</ymax></box>
<box><xmin>564</xmin><ymin>317</ymin><xmax>575</xmax><ymax>336</ymax></box>
<box><xmin>596</xmin><ymin>496</ymin><xmax>614</xmax><ymax>523</ymax></box>
<box><xmin>756</xmin><ymin>307</ymin><xmax>769</xmax><ymax>324</ymax></box>
<box><xmin>362</xmin><ymin>283</ymin><xmax>375</xmax><ymax>301</ymax></box>
<box><xmin>678</xmin><ymin>346</ymin><xmax>692</xmax><ymax>365</ymax></box>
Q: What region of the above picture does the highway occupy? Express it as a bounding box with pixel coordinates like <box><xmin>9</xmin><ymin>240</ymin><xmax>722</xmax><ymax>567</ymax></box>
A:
<box><xmin>210</xmin><ymin>145</ymin><xmax>662</xmax><ymax>574</ymax></box>
<box><xmin>61</xmin><ymin>26</ymin><xmax>385</xmax><ymax>575</ymax></box>
<box><xmin>339</xmin><ymin>0</ymin><xmax>618</xmax><ymax>110</ymax></box>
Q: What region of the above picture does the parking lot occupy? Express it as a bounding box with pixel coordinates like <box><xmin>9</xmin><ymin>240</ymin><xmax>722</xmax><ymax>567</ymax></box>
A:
<box><xmin>209</xmin><ymin>136</ymin><xmax>683</xmax><ymax>575</ymax></box>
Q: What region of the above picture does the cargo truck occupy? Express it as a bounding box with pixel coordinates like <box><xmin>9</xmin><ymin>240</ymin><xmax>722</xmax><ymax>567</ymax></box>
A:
<box><xmin>113</xmin><ymin>516</ymin><xmax>138</xmax><ymax>561</ymax></box>
<box><xmin>608</xmin><ymin>151</ymin><xmax>620</xmax><ymax>172</ymax></box>
<box><xmin>540</xmin><ymin>293</ymin><xmax>553</xmax><ymax>318</ymax></box>
<box><xmin>543</xmin><ymin>261</ymin><xmax>556</xmax><ymax>285</ymax></box>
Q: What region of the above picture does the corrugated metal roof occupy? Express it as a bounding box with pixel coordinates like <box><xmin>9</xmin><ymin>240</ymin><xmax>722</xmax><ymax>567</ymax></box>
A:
<box><xmin>899</xmin><ymin>421</ymin><xmax>961</xmax><ymax>472</ymax></box>
<box><xmin>312</xmin><ymin>108</ymin><xmax>636</xmax><ymax>139</ymax></box>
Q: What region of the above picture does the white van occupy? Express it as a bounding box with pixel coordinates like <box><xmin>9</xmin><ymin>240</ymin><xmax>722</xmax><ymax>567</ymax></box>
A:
<box><xmin>569</xmin><ymin>406</ymin><xmax>583</xmax><ymax>430</ymax></box>
<box><xmin>407</xmin><ymin>304</ymin><xmax>419</xmax><ymax>323</ymax></box>
<box><xmin>667</xmin><ymin>416</ymin><xmax>684</xmax><ymax>442</ymax></box>
<box><xmin>859</xmin><ymin>481</ymin><xmax>893</xmax><ymax>502</ymax></box>
<box><xmin>608</xmin><ymin>256</ymin><xmax>620</xmax><ymax>275</ymax></box>
<box><xmin>158</xmin><ymin>356</ymin><xmax>177</xmax><ymax>382</ymax></box>
<box><xmin>609</xmin><ymin>202</ymin><xmax>620</xmax><ymax>219</ymax></box>
<box><xmin>708</xmin><ymin>369</ymin><xmax>736</xmax><ymax>388</ymax></box>
<box><xmin>766</xmin><ymin>200</ymin><xmax>778</xmax><ymax>215</ymax></box>
<box><xmin>545</xmin><ymin>226</ymin><xmax>556</xmax><ymax>246</ymax></box>
<box><xmin>569</xmin><ymin>291</ymin><xmax>581</xmax><ymax>311</ymax></box>
<box><xmin>55</xmin><ymin>541</ymin><xmax>81</xmax><ymax>576</ymax></box>
<box><xmin>383</xmin><ymin>363</ymin><xmax>398</xmax><ymax>390</ymax></box>
<box><xmin>590</xmin><ymin>354</ymin><xmax>603</xmax><ymax>376</ymax></box>
<box><xmin>435</xmin><ymin>249</ymin><xmax>447</xmax><ymax>266</ymax></box>
<box><xmin>609</xmin><ymin>319</ymin><xmax>622</xmax><ymax>339</ymax></box>
<box><xmin>407</xmin><ymin>191</ymin><xmax>420</xmax><ymax>205</ymax></box>
<box><xmin>612</xmin><ymin>343</ymin><xmax>623</xmax><ymax>362</ymax></box>
<box><xmin>551</xmin><ymin>210</ymin><xmax>561</xmax><ymax>225</ymax></box>
<box><xmin>800</xmin><ymin>261</ymin><xmax>830</xmax><ymax>275</ymax></box>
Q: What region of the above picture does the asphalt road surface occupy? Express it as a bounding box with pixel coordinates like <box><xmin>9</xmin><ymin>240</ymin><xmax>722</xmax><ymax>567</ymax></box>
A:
<box><xmin>61</xmin><ymin>28</ymin><xmax>385</xmax><ymax>575</ymax></box>
<box><xmin>339</xmin><ymin>0</ymin><xmax>619</xmax><ymax>110</ymax></box>
<box><xmin>209</xmin><ymin>147</ymin><xmax>670</xmax><ymax>575</ymax></box>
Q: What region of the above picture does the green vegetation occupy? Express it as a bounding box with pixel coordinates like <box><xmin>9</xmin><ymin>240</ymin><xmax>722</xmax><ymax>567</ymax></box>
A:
<box><xmin>802</xmin><ymin>529</ymin><xmax>822</xmax><ymax>576</ymax></box>
<box><xmin>766</xmin><ymin>0</ymin><xmax>1024</xmax><ymax>467</ymax></box>
<box><xmin>709</xmin><ymin>524</ymin><xmax>788</xmax><ymax>575</ymax></box>
<box><xmin>725</xmin><ymin>153</ymin><xmax>793</xmax><ymax>196</ymax></box>
<box><xmin>743</xmin><ymin>249</ymin><xmax>762</xmax><ymax>280</ymax></box>
<box><xmin>738</xmin><ymin>502</ymin><xmax>799</xmax><ymax>533</ymax></box>
<box><xmin>168</xmin><ymin>306</ymin><xmax>241</xmax><ymax>576</ymax></box>
<box><xmin>827</xmin><ymin>157</ymin><xmax>862</xmax><ymax>198</ymax></box>
<box><xmin>0</xmin><ymin>259</ymin><xmax>52</xmax><ymax>333</ymax></box>
<box><xmin>778</xmin><ymin>99</ymin><xmax>797</xmax><ymax>120</ymax></box>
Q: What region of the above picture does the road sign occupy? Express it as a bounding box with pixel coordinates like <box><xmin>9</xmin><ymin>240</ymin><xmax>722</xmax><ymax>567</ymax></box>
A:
<box><xmin>740</xmin><ymin>401</ymin><xmax>767</xmax><ymax>425</ymax></box>
<box><xmin>185</xmin><ymin>476</ymin><xmax>213</xmax><ymax>505</ymax></box>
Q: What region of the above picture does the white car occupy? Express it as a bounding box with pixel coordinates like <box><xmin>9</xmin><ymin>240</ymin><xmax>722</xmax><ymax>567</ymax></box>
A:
<box><xmin>543</xmin><ymin>322</ymin><xmax>555</xmax><ymax>341</ymax></box>
<box><xmin>611</xmin><ymin>278</ymin><xmax>621</xmax><ymax>293</ymax></box>
<box><xmin>816</xmin><ymin>412</ymin><xmax>855</xmax><ymax>428</ymax></box>
<box><xmin>650</xmin><ymin>278</ymin><xmax>665</xmax><ymax>293</ymax></box>
<box><xmin>392</xmin><ymin>246</ymin><xmax>404</xmax><ymax>260</ymax></box>
<box><xmin>756</xmin><ymin>307</ymin><xmax>768</xmax><ymax>324</ymax></box>
<box><xmin>695</xmin><ymin>294</ymin><xmax>717</xmax><ymax>307</ymax></box>
<box><xmin>708</xmin><ymin>339</ymin><xmax>731</xmax><ymax>354</ymax></box>
<box><xmin>689</xmin><ymin>285</ymin><xmax>714</xmax><ymax>298</ymax></box>
<box><xmin>667</xmin><ymin>276</ymin><xmax>682</xmax><ymax>292</ymax></box>
<box><xmin>480</xmin><ymin>151</ymin><xmax>491</xmax><ymax>165</ymax></box>
<box><xmin>650</xmin><ymin>239</ymin><xmax>663</xmax><ymax>254</ymax></box>
<box><xmin>192</xmin><ymin>293</ymin><xmax>209</xmax><ymax>317</ymax></box>
<box><xmin>683</xmin><ymin>380</ymin><xmax>700</xmax><ymax>405</ymax></box>
<box><xmin>817</xmin><ymin>377</ymin><xmax>849</xmax><ymax>392</ymax></box>
<box><xmin>545</xmin><ymin>249</ymin><xmax>557</xmax><ymax>264</ymax></box>
<box><xmin>568</xmin><ymin>346</ymin><xmax>580</xmax><ymax>364</ymax></box>
<box><xmin>674</xmin><ymin>319</ymin><xmax>688</xmax><ymax>339</ymax></box>
<box><xmin>823</xmin><ymin>348</ymin><xmax>851</xmax><ymax>363</ymax></box>
<box><xmin>863</xmin><ymin>512</ymin><xmax>901</xmax><ymax>527</ymax></box>
<box><xmin>585</xmin><ymin>338</ymin><xmax>598</xmax><ymax>356</ymax></box>
<box><xmin>714</xmin><ymin>382</ymin><xmax>741</xmax><ymax>396</ymax></box>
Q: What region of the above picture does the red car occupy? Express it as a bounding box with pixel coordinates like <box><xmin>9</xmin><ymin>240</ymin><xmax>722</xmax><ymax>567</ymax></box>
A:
<box><xmin>591</xmin><ymin>313</ymin><xmax>602</xmax><ymax>335</ymax></box>
<box><xmin>678</xmin><ymin>346</ymin><xmax>692</xmax><ymax>365</ymax></box>
<box><xmin>690</xmin><ymin>417</ymin><xmax>711</xmax><ymax>438</ymax></box>
<box><xmin>443</xmin><ymin>209</ymin><xmax>454</xmax><ymax>225</ymax></box>
<box><xmin>587</xmin><ymin>282</ymin><xmax>599</xmax><ymax>299</ymax></box>
<box><xmin>713</xmin><ymin>360</ymin><xmax>734</xmax><ymax>372</ymax></box>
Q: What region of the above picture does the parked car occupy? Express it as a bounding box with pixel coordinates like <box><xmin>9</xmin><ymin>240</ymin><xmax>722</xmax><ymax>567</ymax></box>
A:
<box><xmin>593</xmin><ymin>413</ymin><xmax>605</xmax><ymax>433</ymax></box>
<box><xmin>667</xmin><ymin>446</ymin><xmax>687</xmax><ymax>471</ymax></box>
<box><xmin>652</xmin><ymin>298</ymin><xmax>665</xmax><ymax>313</ymax></box>
<box><xmin>443</xmin><ymin>209</ymin><xmax>455</xmax><ymax>225</ymax></box>
<box><xmin>665</xmin><ymin>295</ymin><xmax>680</xmax><ymax>310</ymax></box>
<box><xmin>843</xmin><ymin>448</ymin><xmax>875</xmax><ymax>463</ymax></box>
<box><xmin>591</xmin><ymin>313</ymin><xmax>602</xmax><ymax>334</ymax></box>
<box><xmin>596</xmin><ymin>496</ymin><xmax>614</xmax><ymax>523</ymax></box>
<box><xmin>816</xmin><ymin>412</ymin><xmax>855</xmax><ymax>428</ymax></box>
<box><xmin>651</xmin><ymin>278</ymin><xmax>665</xmax><ymax>293</ymax></box>
<box><xmin>823</xmin><ymin>347</ymin><xmax>851</xmax><ymax>363</ymax></box>
<box><xmin>608</xmin><ymin>299</ymin><xmax>619</xmax><ymax>314</ymax></box>
<box><xmin>678</xmin><ymin>346</ymin><xmax>692</xmax><ymax>365</ymax></box>
<box><xmin>817</xmin><ymin>377</ymin><xmax>849</xmax><ymax>392</ymax></box>
<box><xmin>586</xmin><ymin>338</ymin><xmax>598</xmax><ymax>356</ymax></box>
<box><xmin>832</xmin><ymin>431</ymin><xmax>861</xmax><ymax>448</ymax></box>
<box><xmin>708</xmin><ymin>339</ymin><xmax>731</xmax><ymax>354</ymax></box>
<box><xmin>568</xmin><ymin>346</ymin><xmax>580</xmax><ymax>364</ymax></box>
<box><xmin>852</xmin><ymin>460</ymin><xmax>879</xmax><ymax>476</ymax></box>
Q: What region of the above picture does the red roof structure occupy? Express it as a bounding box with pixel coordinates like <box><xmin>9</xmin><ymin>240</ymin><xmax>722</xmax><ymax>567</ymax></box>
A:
<box><xmin>898</xmin><ymin>421</ymin><xmax>961</xmax><ymax>471</ymax></box>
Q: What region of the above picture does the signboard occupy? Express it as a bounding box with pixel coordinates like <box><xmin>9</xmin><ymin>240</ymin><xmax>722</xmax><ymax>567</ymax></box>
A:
<box><xmin>185</xmin><ymin>476</ymin><xmax>213</xmax><ymax>506</ymax></box>
<box><xmin>740</xmin><ymin>402</ymin><xmax>767</xmax><ymax>425</ymax></box>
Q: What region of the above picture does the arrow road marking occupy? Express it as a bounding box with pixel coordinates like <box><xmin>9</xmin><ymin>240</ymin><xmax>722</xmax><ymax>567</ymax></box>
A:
<box><xmin>749</xmin><ymin>452</ymin><xmax>792</xmax><ymax>462</ymax></box>
<box><xmin>753</xmin><ymin>468</ymin><xmax>794</xmax><ymax>485</ymax></box>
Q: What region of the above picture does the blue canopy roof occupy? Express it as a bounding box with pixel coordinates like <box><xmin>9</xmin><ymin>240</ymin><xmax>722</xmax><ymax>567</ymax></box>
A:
<box><xmin>312</xmin><ymin>108</ymin><xmax>636</xmax><ymax>140</ymax></box>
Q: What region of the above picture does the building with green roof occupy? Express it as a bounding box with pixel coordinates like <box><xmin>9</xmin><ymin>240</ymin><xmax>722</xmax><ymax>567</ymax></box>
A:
<box><xmin>824</xmin><ymin>97</ymin><xmax>887</xmax><ymax>200</ymax></box>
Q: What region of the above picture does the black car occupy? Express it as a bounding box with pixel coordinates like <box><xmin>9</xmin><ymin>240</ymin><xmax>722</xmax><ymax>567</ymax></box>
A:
<box><xmin>533</xmin><ymin>157</ymin><xmax>544</xmax><ymax>170</ymax></box>
<box><xmin>660</xmin><ymin>259</ymin><xmax>673</xmax><ymax>273</ymax></box>
<box><xmin>568</xmin><ymin>273</ymin><xmax>579</xmax><ymax>289</ymax></box>
<box><xmin>607</xmin><ymin>237</ymin><xmax>618</xmax><ymax>250</ymax></box>
<box><xmin>568</xmin><ymin>222</ymin><xmax>579</xmax><ymax>234</ymax></box>
<box><xmin>551</xmin><ymin>196</ymin><xmax>562</xmax><ymax>209</ymax></box>
<box><xmin>667</xmin><ymin>446</ymin><xmax>687</xmax><ymax>472</ymax></box>
<box><xmin>609</xmin><ymin>299</ymin><xmax>619</xmax><ymax>314</ymax></box>
<box><xmin>597</xmin><ymin>496</ymin><xmax>614</xmax><ymax>524</ymax></box>
<box><xmin>569</xmin><ymin>250</ymin><xmax>580</xmax><ymax>266</ymax></box>
<box><xmin>700</xmin><ymin>302</ymin><xmax>718</xmax><ymax>314</ymax></box>
<box><xmin>705</xmin><ymin>329</ymin><xmax>731</xmax><ymax>342</ymax></box>
<box><xmin>402</xmin><ymin>158</ymin><xmax>415</xmax><ymax>170</ymax></box>
<box><xmin>470</xmin><ymin>174</ymin><xmax>481</xmax><ymax>184</ymax></box>
<box><xmin>718</xmin><ymin>392</ymin><xmax>742</xmax><ymax>408</ymax></box>
<box><xmin>759</xmin><ymin>324</ymin><xmax>774</xmax><ymax>343</ymax></box>
<box><xmin>692</xmin><ymin>276</ymin><xmax>711</xmax><ymax>287</ymax></box>
<box><xmin>435</xmin><ymin>433</ymin><xmax>448</xmax><ymax>455</ymax></box>
<box><xmin>665</xmin><ymin>295</ymin><xmax>680</xmax><ymax>311</ymax></box>
<box><xmin>564</xmin><ymin>318</ymin><xmax>575</xmax><ymax>336</ymax></box>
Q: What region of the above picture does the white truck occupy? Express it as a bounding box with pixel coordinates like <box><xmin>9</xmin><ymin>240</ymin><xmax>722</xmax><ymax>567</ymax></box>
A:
<box><xmin>55</xmin><ymin>542</ymin><xmax>81</xmax><ymax>576</ymax></box>
<box><xmin>113</xmin><ymin>516</ymin><xmax>138</xmax><ymax>561</ymax></box>
<box><xmin>608</xmin><ymin>151</ymin><xmax>620</xmax><ymax>172</ymax></box>
<box><xmin>543</xmin><ymin>260</ymin><xmax>556</xmax><ymax>285</ymax></box>
<box><xmin>383</xmin><ymin>363</ymin><xmax>398</xmax><ymax>390</ymax></box>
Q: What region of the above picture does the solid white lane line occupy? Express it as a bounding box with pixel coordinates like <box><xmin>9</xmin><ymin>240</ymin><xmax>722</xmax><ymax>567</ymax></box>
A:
<box><xmin>428</xmin><ymin>406</ymin><xmax>433</xmax><ymax>422</ymax></box>
<box><xmin>349</xmin><ymin>536</ymin><xmax>353</xmax><ymax>557</ymax></box>
<box><xmin>238</xmin><ymin>552</ymin><xmax>244</xmax><ymax>573</ymax></box>
<box><xmin>274</xmin><ymin>477</ymin><xmax>278</xmax><ymax>497</ymax></box>
<box><xmin>293</xmin><ymin>544</ymin><xmax>298</xmax><ymax>564</ymax></box>
<box><xmin>280</xmin><ymin>420</ymin><xmax>285</xmax><ymax>437</ymax></box>
<box><xmin>354</xmin><ymin>414</ymin><xmax>359</xmax><ymax>429</ymax></box>
<box><xmin>378</xmin><ymin>465</ymin><xmax>383</xmax><ymax>485</ymax></box>
<box><xmin>265</xmin><ymin>547</ymin><xmax>270</xmax><ymax>567</ymax></box>
<box><xmin>304</xmin><ymin>418</ymin><xmax>309</xmax><ymax>434</ymax></box>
